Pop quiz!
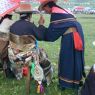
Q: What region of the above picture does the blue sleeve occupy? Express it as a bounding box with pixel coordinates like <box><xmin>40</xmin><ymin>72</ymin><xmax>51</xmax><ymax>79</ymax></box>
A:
<box><xmin>30</xmin><ymin>24</ymin><xmax>46</xmax><ymax>41</ymax></box>
<box><xmin>45</xmin><ymin>24</ymin><xmax>67</xmax><ymax>42</ymax></box>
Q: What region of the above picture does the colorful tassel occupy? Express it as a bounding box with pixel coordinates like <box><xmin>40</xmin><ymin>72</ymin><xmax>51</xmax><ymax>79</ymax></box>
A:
<box><xmin>31</xmin><ymin>62</ymin><xmax>35</xmax><ymax>75</ymax></box>
<box><xmin>37</xmin><ymin>83</ymin><xmax>44</xmax><ymax>94</ymax></box>
<box><xmin>22</xmin><ymin>66</ymin><xmax>28</xmax><ymax>76</ymax></box>
<box><xmin>37</xmin><ymin>84</ymin><xmax>40</xmax><ymax>93</ymax></box>
<box><xmin>40</xmin><ymin>84</ymin><xmax>44</xmax><ymax>93</ymax></box>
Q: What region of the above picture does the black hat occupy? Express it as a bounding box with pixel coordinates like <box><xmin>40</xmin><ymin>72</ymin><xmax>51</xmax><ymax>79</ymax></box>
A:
<box><xmin>38</xmin><ymin>0</ymin><xmax>57</xmax><ymax>11</ymax></box>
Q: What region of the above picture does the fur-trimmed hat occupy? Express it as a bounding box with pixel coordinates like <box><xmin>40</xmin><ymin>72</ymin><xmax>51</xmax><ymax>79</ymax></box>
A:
<box><xmin>38</xmin><ymin>0</ymin><xmax>57</xmax><ymax>11</ymax></box>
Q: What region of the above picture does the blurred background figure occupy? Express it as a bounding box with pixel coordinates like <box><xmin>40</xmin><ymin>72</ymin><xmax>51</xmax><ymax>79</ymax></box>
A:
<box><xmin>0</xmin><ymin>13</ymin><xmax>15</xmax><ymax>78</ymax></box>
<box><xmin>81</xmin><ymin>64</ymin><xmax>95</xmax><ymax>95</ymax></box>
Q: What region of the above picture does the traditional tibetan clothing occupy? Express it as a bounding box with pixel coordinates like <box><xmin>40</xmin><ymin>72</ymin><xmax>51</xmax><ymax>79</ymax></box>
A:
<box><xmin>10</xmin><ymin>19</ymin><xmax>45</xmax><ymax>40</ymax></box>
<box><xmin>41</xmin><ymin>6</ymin><xmax>85</xmax><ymax>89</ymax></box>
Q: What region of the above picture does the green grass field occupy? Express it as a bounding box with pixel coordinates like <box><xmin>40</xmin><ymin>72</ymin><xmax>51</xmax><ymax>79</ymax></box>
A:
<box><xmin>0</xmin><ymin>14</ymin><xmax>95</xmax><ymax>95</ymax></box>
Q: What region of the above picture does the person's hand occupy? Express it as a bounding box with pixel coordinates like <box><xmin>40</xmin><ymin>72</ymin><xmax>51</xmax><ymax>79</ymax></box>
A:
<box><xmin>38</xmin><ymin>15</ymin><xmax>45</xmax><ymax>25</ymax></box>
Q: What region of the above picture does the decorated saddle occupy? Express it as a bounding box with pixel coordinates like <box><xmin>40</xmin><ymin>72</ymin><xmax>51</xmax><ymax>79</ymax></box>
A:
<box><xmin>8</xmin><ymin>32</ymin><xmax>53</xmax><ymax>93</ymax></box>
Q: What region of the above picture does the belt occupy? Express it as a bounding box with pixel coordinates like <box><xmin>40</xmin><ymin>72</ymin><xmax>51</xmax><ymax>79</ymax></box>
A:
<box><xmin>10</xmin><ymin>33</ymin><xmax>36</xmax><ymax>45</ymax></box>
<box><xmin>63</xmin><ymin>27</ymin><xmax>77</xmax><ymax>35</ymax></box>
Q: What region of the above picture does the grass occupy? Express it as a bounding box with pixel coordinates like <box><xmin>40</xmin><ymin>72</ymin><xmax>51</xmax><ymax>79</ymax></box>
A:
<box><xmin>0</xmin><ymin>14</ymin><xmax>95</xmax><ymax>95</ymax></box>
<box><xmin>77</xmin><ymin>14</ymin><xmax>95</xmax><ymax>66</ymax></box>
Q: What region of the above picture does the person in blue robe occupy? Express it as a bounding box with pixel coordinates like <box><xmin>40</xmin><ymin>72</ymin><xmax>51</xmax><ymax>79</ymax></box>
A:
<box><xmin>10</xmin><ymin>11</ymin><xmax>45</xmax><ymax>41</ymax></box>
<box><xmin>38</xmin><ymin>0</ymin><xmax>86</xmax><ymax>90</ymax></box>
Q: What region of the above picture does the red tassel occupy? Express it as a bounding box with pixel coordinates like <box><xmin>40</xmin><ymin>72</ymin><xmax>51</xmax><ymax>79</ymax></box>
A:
<box><xmin>73</xmin><ymin>32</ymin><xmax>83</xmax><ymax>51</ymax></box>
<box><xmin>22</xmin><ymin>66</ymin><xmax>28</xmax><ymax>76</ymax></box>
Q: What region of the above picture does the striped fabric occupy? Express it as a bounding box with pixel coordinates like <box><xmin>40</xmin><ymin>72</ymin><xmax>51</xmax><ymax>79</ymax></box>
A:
<box><xmin>52</xmin><ymin>7</ymin><xmax>74</xmax><ymax>15</ymax></box>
